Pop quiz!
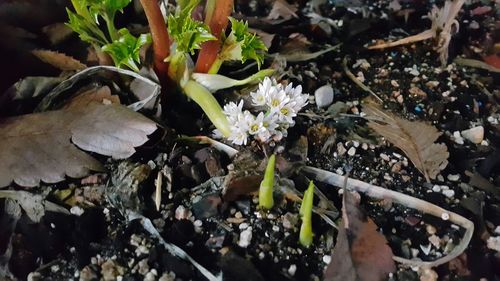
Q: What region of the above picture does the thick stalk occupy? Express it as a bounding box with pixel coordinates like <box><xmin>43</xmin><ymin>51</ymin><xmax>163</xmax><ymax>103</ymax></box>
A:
<box><xmin>182</xmin><ymin>80</ymin><xmax>231</xmax><ymax>137</ymax></box>
<box><xmin>139</xmin><ymin>0</ymin><xmax>170</xmax><ymax>80</ymax></box>
<box><xmin>194</xmin><ymin>0</ymin><xmax>233</xmax><ymax>73</ymax></box>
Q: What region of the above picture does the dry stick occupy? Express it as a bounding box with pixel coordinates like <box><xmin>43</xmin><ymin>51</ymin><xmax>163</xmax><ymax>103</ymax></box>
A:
<box><xmin>139</xmin><ymin>0</ymin><xmax>170</xmax><ymax>80</ymax></box>
<box><xmin>302</xmin><ymin>166</ymin><xmax>474</xmax><ymax>268</ymax></box>
<box><xmin>194</xmin><ymin>0</ymin><xmax>234</xmax><ymax>73</ymax></box>
<box><xmin>342</xmin><ymin>57</ymin><xmax>383</xmax><ymax>102</ymax></box>
<box><xmin>367</xmin><ymin>29</ymin><xmax>434</xmax><ymax>50</ymax></box>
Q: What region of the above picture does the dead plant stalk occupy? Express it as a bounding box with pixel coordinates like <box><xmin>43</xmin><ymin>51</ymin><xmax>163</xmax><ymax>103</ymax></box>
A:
<box><xmin>368</xmin><ymin>0</ymin><xmax>466</xmax><ymax>66</ymax></box>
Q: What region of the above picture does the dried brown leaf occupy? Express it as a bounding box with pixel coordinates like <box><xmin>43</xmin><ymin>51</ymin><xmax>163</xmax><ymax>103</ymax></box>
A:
<box><xmin>62</xmin><ymin>86</ymin><xmax>121</xmax><ymax>110</ymax></box>
<box><xmin>363</xmin><ymin>101</ymin><xmax>448</xmax><ymax>182</ymax></box>
<box><xmin>267</xmin><ymin>0</ymin><xmax>298</xmax><ymax>20</ymax></box>
<box><xmin>325</xmin><ymin>191</ymin><xmax>396</xmax><ymax>281</ymax></box>
<box><xmin>32</xmin><ymin>49</ymin><xmax>87</xmax><ymax>71</ymax></box>
<box><xmin>0</xmin><ymin>103</ymin><xmax>157</xmax><ymax>187</ymax></box>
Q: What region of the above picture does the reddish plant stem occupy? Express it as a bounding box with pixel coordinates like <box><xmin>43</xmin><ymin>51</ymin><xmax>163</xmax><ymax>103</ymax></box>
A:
<box><xmin>139</xmin><ymin>0</ymin><xmax>170</xmax><ymax>80</ymax></box>
<box><xmin>194</xmin><ymin>0</ymin><xmax>234</xmax><ymax>73</ymax></box>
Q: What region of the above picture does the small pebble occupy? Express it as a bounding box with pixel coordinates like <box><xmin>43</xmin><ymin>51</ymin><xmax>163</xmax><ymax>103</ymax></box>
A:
<box><xmin>453</xmin><ymin>131</ymin><xmax>464</xmax><ymax>145</ymax></box>
<box><xmin>239</xmin><ymin>223</ymin><xmax>249</xmax><ymax>230</ymax></box>
<box><xmin>347</xmin><ymin>147</ymin><xmax>356</xmax><ymax>156</ymax></box>
<box><xmin>235</xmin><ymin>211</ymin><xmax>243</xmax><ymax>219</ymax></box>
<box><xmin>461</xmin><ymin>126</ymin><xmax>484</xmax><ymax>144</ymax></box>
<box><xmin>70</xmin><ymin>206</ymin><xmax>85</xmax><ymax>216</ymax></box>
<box><xmin>322</xmin><ymin>255</ymin><xmax>332</xmax><ymax>264</ymax></box>
<box><xmin>238</xmin><ymin>227</ymin><xmax>253</xmax><ymax>248</ymax></box>
<box><xmin>288</xmin><ymin>264</ymin><xmax>297</xmax><ymax>276</ymax></box>
<box><xmin>337</xmin><ymin>143</ymin><xmax>347</xmax><ymax>156</ymax></box>
<box><xmin>487</xmin><ymin>236</ymin><xmax>500</xmax><ymax>252</ymax></box>
<box><xmin>314</xmin><ymin>85</ymin><xmax>334</xmax><ymax>108</ymax></box>
<box><xmin>380</xmin><ymin>153</ymin><xmax>390</xmax><ymax>162</ymax></box>
<box><xmin>442</xmin><ymin>189</ymin><xmax>455</xmax><ymax>198</ymax></box>
<box><xmin>447</xmin><ymin>174</ymin><xmax>460</xmax><ymax>181</ymax></box>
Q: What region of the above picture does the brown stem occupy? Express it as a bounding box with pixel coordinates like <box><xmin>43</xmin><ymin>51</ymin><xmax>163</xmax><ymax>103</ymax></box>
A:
<box><xmin>139</xmin><ymin>0</ymin><xmax>170</xmax><ymax>80</ymax></box>
<box><xmin>194</xmin><ymin>0</ymin><xmax>234</xmax><ymax>73</ymax></box>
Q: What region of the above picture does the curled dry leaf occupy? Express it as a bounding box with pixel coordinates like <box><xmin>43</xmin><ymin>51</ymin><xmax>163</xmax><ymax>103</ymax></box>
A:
<box><xmin>363</xmin><ymin>101</ymin><xmax>449</xmax><ymax>182</ymax></box>
<box><xmin>325</xmin><ymin>190</ymin><xmax>396</xmax><ymax>281</ymax></box>
<box><xmin>32</xmin><ymin>49</ymin><xmax>87</xmax><ymax>71</ymax></box>
<box><xmin>0</xmin><ymin>102</ymin><xmax>157</xmax><ymax>187</ymax></box>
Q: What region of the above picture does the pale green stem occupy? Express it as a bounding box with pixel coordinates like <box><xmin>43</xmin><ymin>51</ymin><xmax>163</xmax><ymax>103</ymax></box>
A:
<box><xmin>299</xmin><ymin>181</ymin><xmax>315</xmax><ymax>247</ymax></box>
<box><xmin>259</xmin><ymin>154</ymin><xmax>276</xmax><ymax>209</ymax></box>
<box><xmin>103</xmin><ymin>14</ymin><xmax>118</xmax><ymax>41</ymax></box>
<box><xmin>207</xmin><ymin>57</ymin><xmax>223</xmax><ymax>74</ymax></box>
<box><xmin>182</xmin><ymin>80</ymin><xmax>231</xmax><ymax>137</ymax></box>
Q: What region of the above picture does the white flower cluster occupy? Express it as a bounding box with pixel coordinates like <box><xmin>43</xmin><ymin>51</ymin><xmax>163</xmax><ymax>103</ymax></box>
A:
<box><xmin>222</xmin><ymin>77</ymin><xmax>309</xmax><ymax>145</ymax></box>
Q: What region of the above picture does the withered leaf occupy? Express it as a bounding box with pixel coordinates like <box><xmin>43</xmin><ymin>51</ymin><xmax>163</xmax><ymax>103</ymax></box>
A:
<box><xmin>62</xmin><ymin>86</ymin><xmax>120</xmax><ymax>110</ymax></box>
<box><xmin>267</xmin><ymin>0</ymin><xmax>298</xmax><ymax>21</ymax></box>
<box><xmin>0</xmin><ymin>103</ymin><xmax>156</xmax><ymax>187</ymax></box>
<box><xmin>32</xmin><ymin>49</ymin><xmax>87</xmax><ymax>71</ymax></box>
<box><xmin>363</xmin><ymin>101</ymin><xmax>448</xmax><ymax>182</ymax></box>
<box><xmin>325</xmin><ymin>191</ymin><xmax>396</xmax><ymax>281</ymax></box>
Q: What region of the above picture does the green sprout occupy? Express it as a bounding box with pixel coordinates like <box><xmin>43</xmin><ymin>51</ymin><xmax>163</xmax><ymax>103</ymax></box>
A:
<box><xmin>167</xmin><ymin>1</ymin><xmax>216</xmax><ymax>56</ymax></box>
<box><xmin>299</xmin><ymin>181</ymin><xmax>315</xmax><ymax>247</ymax></box>
<box><xmin>102</xmin><ymin>29</ymin><xmax>151</xmax><ymax>72</ymax></box>
<box><xmin>259</xmin><ymin>154</ymin><xmax>276</xmax><ymax>210</ymax></box>
<box><xmin>66</xmin><ymin>0</ymin><xmax>150</xmax><ymax>72</ymax></box>
<box><xmin>208</xmin><ymin>17</ymin><xmax>268</xmax><ymax>74</ymax></box>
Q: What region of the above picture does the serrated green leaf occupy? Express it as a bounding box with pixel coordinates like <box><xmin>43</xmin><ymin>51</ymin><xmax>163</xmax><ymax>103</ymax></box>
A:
<box><xmin>220</xmin><ymin>18</ymin><xmax>267</xmax><ymax>68</ymax></box>
<box><xmin>102</xmin><ymin>28</ymin><xmax>151</xmax><ymax>72</ymax></box>
<box><xmin>167</xmin><ymin>1</ymin><xmax>216</xmax><ymax>54</ymax></box>
<box><xmin>66</xmin><ymin>8</ymin><xmax>108</xmax><ymax>46</ymax></box>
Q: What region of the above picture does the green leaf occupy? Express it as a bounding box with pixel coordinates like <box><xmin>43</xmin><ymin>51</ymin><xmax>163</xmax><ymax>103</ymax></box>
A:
<box><xmin>87</xmin><ymin>0</ymin><xmax>131</xmax><ymax>18</ymax></box>
<box><xmin>167</xmin><ymin>1</ymin><xmax>216</xmax><ymax>55</ymax></box>
<box><xmin>66</xmin><ymin>8</ymin><xmax>108</xmax><ymax>46</ymax></box>
<box><xmin>220</xmin><ymin>18</ymin><xmax>268</xmax><ymax>68</ymax></box>
<box><xmin>102</xmin><ymin>28</ymin><xmax>151</xmax><ymax>72</ymax></box>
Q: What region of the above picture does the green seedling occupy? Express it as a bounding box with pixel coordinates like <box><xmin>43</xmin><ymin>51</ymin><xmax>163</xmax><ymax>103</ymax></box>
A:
<box><xmin>299</xmin><ymin>181</ymin><xmax>315</xmax><ymax>247</ymax></box>
<box><xmin>207</xmin><ymin>18</ymin><xmax>268</xmax><ymax>74</ymax></box>
<box><xmin>66</xmin><ymin>0</ymin><xmax>150</xmax><ymax>72</ymax></box>
<box><xmin>259</xmin><ymin>154</ymin><xmax>276</xmax><ymax>210</ymax></box>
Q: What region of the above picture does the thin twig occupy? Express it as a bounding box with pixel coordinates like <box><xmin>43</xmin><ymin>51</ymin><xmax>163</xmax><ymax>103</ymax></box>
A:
<box><xmin>302</xmin><ymin>166</ymin><xmax>474</xmax><ymax>268</ymax></box>
<box><xmin>342</xmin><ymin>57</ymin><xmax>383</xmax><ymax>102</ymax></box>
<box><xmin>367</xmin><ymin>29</ymin><xmax>434</xmax><ymax>50</ymax></box>
<box><xmin>181</xmin><ymin>135</ymin><xmax>238</xmax><ymax>158</ymax></box>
